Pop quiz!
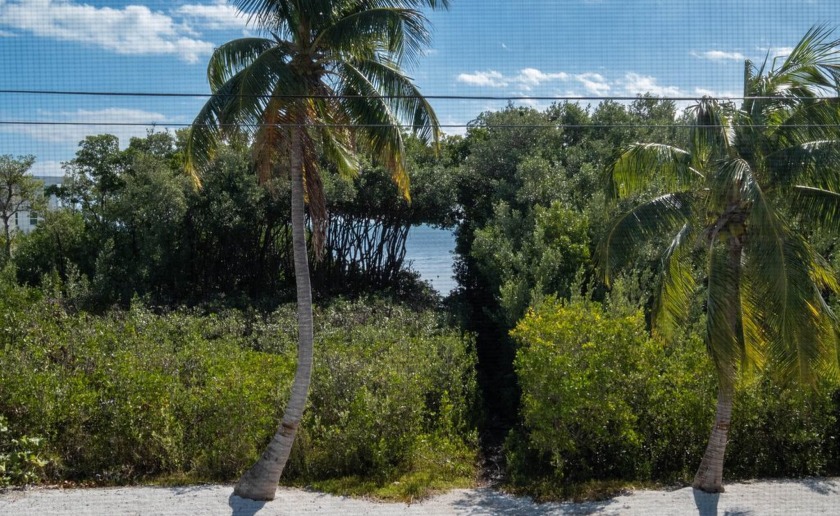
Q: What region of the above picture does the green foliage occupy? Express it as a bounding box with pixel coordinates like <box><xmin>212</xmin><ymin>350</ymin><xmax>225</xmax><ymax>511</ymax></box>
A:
<box><xmin>510</xmin><ymin>298</ymin><xmax>699</xmax><ymax>485</ymax></box>
<box><xmin>726</xmin><ymin>377</ymin><xmax>840</xmax><ymax>478</ymax></box>
<box><xmin>247</xmin><ymin>300</ymin><xmax>479</xmax><ymax>484</ymax></box>
<box><xmin>0</xmin><ymin>284</ymin><xmax>478</xmax><ymax>493</ymax></box>
<box><xmin>0</xmin><ymin>154</ymin><xmax>45</xmax><ymax>260</ymax></box>
<box><xmin>508</xmin><ymin>297</ymin><xmax>840</xmax><ymax>498</ymax></box>
<box><xmin>473</xmin><ymin>201</ymin><xmax>590</xmax><ymax>324</ymax></box>
<box><xmin>15</xmin><ymin>131</ymin><xmax>458</xmax><ymax>309</ymax></box>
<box><xmin>0</xmin><ymin>415</ymin><xmax>48</xmax><ymax>486</ymax></box>
<box><xmin>446</xmin><ymin>100</ymin><xmax>682</xmax><ymax>442</ymax></box>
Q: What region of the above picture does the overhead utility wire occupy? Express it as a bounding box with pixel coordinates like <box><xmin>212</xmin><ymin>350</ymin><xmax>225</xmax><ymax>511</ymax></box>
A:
<box><xmin>1</xmin><ymin>89</ymin><xmax>840</xmax><ymax>102</ymax></box>
<box><xmin>2</xmin><ymin>120</ymin><xmax>840</xmax><ymax>130</ymax></box>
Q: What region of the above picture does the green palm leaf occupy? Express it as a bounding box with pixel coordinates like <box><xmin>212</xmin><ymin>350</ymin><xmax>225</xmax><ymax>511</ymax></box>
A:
<box><xmin>207</xmin><ymin>38</ymin><xmax>277</xmax><ymax>91</ymax></box>
<box><xmin>608</xmin><ymin>143</ymin><xmax>701</xmax><ymax>198</ymax></box>
<box><xmin>652</xmin><ymin>223</ymin><xmax>698</xmax><ymax>338</ymax></box>
<box><xmin>317</xmin><ymin>7</ymin><xmax>430</xmax><ymax>65</ymax></box>
<box><xmin>598</xmin><ymin>192</ymin><xmax>694</xmax><ymax>286</ymax></box>
<box><xmin>790</xmin><ymin>185</ymin><xmax>840</xmax><ymax>231</ymax></box>
<box><xmin>744</xmin><ymin>187</ymin><xmax>839</xmax><ymax>383</ymax></box>
<box><xmin>705</xmin><ymin>240</ymin><xmax>747</xmax><ymax>382</ymax></box>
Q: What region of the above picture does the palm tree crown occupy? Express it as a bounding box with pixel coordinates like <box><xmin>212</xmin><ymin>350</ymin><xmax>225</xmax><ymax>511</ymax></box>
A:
<box><xmin>186</xmin><ymin>0</ymin><xmax>447</xmax><ymax>248</ymax></box>
<box><xmin>600</xmin><ymin>25</ymin><xmax>840</xmax><ymax>492</ymax></box>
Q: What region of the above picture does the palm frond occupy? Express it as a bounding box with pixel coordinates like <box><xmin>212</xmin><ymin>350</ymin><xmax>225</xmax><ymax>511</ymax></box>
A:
<box><xmin>307</xmin><ymin>86</ymin><xmax>361</xmax><ymax>179</ymax></box>
<box><xmin>705</xmin><ymin>239</ymin><xmax>748</xmax><ymax>383</ymax></box>
<box><xmin>608</xmin><ymin>143</ymin><xmax>701</xmax><ymax>198</ymax></box>
<box><xmin>687</xmin><ymin>99</ymin><xmax>734</xmax><ymax>166</ymax></box>
<box><xmin>186</xmin><ymin>46</ymin><xmax>301</xmax><ymax>179</ymax></box>
<box><xmin>743</xmin><ymin>186</ymin><xmax>839</xmax><ymax>383</ymax></box>
<box><xmin>343</xmin><ymin>56</ymin><xmax>440</xmax><ymax>144</ymax></box>
<box><xmin>652</xmin><ymin>223</ymin><xmax>698</xmax><ymax>338</ymax></box>
<box><xmin>790</xmin><ymin>185</ymin><xmax>840</xmax><ymax>229</ymax></box>
<box><xmin>317</xmin><ymin>7</ymin><xmax>430</xmax><ymax>66</ymax></box>
<box><xmin>232</xmin><ymin>0</ymin><xmax>298</xmax><ymax>36</ymax></box>
<box><xmin>766</xmin><ymin>138</ymin><xmax>840</xmax><ymax>189</ymax></box>
<box><xmin>336</xmin><ymin>60</ymin><xmax>412</xmax><ymax>200</ymax></box>
<box><xmin>705</xmin><ymin>158</ymin><xmax>756</xmax><ymax>223</ymax></box>
<box><xmin>598</xmin><ymin>192</ymin><xmax>694</xmax><ymax>286</ymax></box>
<box><xmin>207</xmin><ymin>38</ymin><xmax>276</xmax><ymax>91</ymax></box>
<box><xmin>252</xmin><ymin>100</ymin><xmax>291</xmax><ymax>185</ymax></box>
<box><xmin>770</xmin><ymin>24</ymin><xmax>840</xmax><ymax>97</ymax></box>
<box><xmin>184</xmin><ymin>76</ymin><xmax>247</xmax><ymax>183</ymax></box>
<box><xmin>301</xmin><ymin>130</ymin><xmax>329</xmax><ymax>259</ymax></box>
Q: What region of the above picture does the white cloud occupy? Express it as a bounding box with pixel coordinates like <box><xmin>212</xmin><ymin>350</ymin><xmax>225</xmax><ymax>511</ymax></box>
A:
<box><xmin>762</xmin><ymin>46</ymin><xmax>794</xmax><ymax>59</ymax></box>
<box><xmin>457</xmin><ymin>68</ymin><xmax>570</xmax><ymax>90</ymax></box>
<box><xmin>622</xmin><ymin>72</ymin><xmax>682</xmax><ymax>97</ymax></box>
<box><xmin>3</xmin><ymin>108</ymin><xmax>173</xmax><ymax>147</ymax></box>
<box><xmin>516</xmin><ymin>68</ymin><xmax>569</xmax><ymax>87</ymax></box>
<box><xmin>692</xmin><ymin>50</ymin><xmax>746</xmax><ymax>61</ymax></box>
<box><xmin>0</xmin><ymin>0</ymin><xmax>214</xmax><ymax>63</ymax></box>
<box><xmin>457</xmin><ymin>70</ymin><xmax>508</xmax><ymax>87</ymax></box>
<box><xmin>177</xmin><ymin>0</ymin><xmax>249</xmax><ymax>31</ymax></box>
<box><xmin>574</xmin><ymin>72</ymin><xmax>610</xmax><ymax>96</ymax></box>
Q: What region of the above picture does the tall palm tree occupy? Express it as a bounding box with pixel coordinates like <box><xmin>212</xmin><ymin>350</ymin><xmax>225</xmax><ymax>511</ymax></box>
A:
<box><xmin>184</xmin><ymin>0</ymin><xmax>447</xmax><ymax>501</ymax></box>
<box><xmin>600</xmin><ymin>25</ymin><xmax>840</xmax><ymax>493</ymax></box>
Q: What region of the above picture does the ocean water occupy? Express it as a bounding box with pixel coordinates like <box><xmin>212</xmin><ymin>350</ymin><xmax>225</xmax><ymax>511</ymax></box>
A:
<box><xmin>404</xmin><ymin>224</ymin><xmax>457</xmax><ymax>294</ymax></box>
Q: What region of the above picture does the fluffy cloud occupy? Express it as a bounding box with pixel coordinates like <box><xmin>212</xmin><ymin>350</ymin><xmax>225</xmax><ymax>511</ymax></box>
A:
<box><xmin>0</xmin><ymin>0</ymin><xmax>215</xmax><ymax>63</ymax></box>
<box><xmin>516</xmin><ymin>68</ymin><xmax>569</xmax><ymax>87</ymax></box>
<box><xmin>177</xmin><ymin>0</ymin><xmax>249</xmax><ymax>31</ymax></box>
<box><xmin>457</xmin><ymin>70</ymin><xmax>508</xmax><ymax>87</ymax></box>
<box><xmin>692</xmin><ymin>50</ymin><xmax>746</xmax><ymax>61</ymax></box>
<box><xmin>457</xmin><ymin>68</ymin><xmax>570</xmax><ymax>90</ymax></box>
<box><xmin>574</xmin><ymin>72</ymin><xmax>610</xmax><ymax>96</ymax></box>
<box><xmin>621</xmin><ymin>72</ymin><xmax>682</xmax><ymax>97</ymax></box>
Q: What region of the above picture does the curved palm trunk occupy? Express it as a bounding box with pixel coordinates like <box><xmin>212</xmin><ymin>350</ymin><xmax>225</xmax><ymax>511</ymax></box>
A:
<box><xmin>234</xmin><ymin>125</ymin><xmax>314</xmax><ymax>501</ymax></box>
<box><xmin>693</xmin><ymin>235</ymin><xmax>743</xmax><ymax>493</ymax></box>
<box><xmin>692</xmin><ymin>379</ymin><xmax>734</xmax><ymax>492</ymax></box>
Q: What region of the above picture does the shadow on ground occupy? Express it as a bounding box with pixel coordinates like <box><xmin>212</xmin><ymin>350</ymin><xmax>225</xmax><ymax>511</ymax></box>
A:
<box><xmin>228</xmin><ymin>492</ymin><xmax>267</xmax><ymax>516</ymax></box>
<box><xmin>450</xmin><ymin>487</ymin><xmax>610</xmax><ymax>515</ymax></box>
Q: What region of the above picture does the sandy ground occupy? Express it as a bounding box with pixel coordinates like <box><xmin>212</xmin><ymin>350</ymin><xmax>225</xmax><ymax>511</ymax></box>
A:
<box><xmin>2</xmin><ymin>478</ymin><xmax>839</xmax><ymax>515</ymax></box>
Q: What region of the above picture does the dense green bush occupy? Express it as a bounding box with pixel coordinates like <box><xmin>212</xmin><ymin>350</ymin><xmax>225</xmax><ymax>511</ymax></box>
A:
<box><xmin>508</xmin><ymin>297</ymin><xmax>840</xmax><ymax>497</ymax></box>
<box><xmin>0</xmin><ymin>280</ymin><xmax>478</xmax><ymax>492</ymax></box>
<box><xmin>0</xmin><ymin>415</ymin><xmax>47</xmax><ymax>486</ymax></box>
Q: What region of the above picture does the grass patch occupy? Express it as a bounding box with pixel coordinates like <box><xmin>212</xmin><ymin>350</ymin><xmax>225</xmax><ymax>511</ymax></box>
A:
<box><xmin>298</xmin><ymin>470</ymin><xmax>477</xmax><ymax>503</ymax></box>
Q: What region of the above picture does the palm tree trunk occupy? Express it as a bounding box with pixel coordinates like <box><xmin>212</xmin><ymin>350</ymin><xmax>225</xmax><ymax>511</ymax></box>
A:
<box><xmin>234</xmin><ymin>124</ymin><xmax>314</xmax><ymax>501</ymax></box>
<box><xmin>694</xmin><ymin>234</ymin><xmax>743</xmax><ymax>493</ymax></box>
<box><xmin>692</xmin><ymin>378</ymin><xmax>734</xmax><ymax>492</ymax></box>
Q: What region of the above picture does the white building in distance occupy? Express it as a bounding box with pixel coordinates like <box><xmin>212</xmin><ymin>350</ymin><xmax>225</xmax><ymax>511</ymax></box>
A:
<box><xmin>11</xmin><ymin>175</ymin><xmax>63</xmax><ymax>234</ymax></box>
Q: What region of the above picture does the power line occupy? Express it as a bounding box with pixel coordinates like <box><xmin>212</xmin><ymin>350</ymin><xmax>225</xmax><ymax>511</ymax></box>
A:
<box><xmin>1</xmin><ymin>88</ymin><xmax>840</xmax><ymax>102</ymax></box>
<box><xmin>2</xmin><ymin>120</ymin><xmax>839</xmax><ymax>130</ymax></box>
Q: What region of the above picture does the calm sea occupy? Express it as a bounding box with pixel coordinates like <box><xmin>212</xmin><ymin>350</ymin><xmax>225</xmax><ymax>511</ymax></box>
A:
<box><xmin>404</xmin><ymin>225</ymin><xmax>457</xmax><ymax>294</ymax></box>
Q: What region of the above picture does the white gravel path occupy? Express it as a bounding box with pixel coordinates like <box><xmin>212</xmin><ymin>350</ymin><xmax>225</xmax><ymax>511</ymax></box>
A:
<box><xmin>2</xmin><ymin>478</ymin><xmax>839</xmax><ymax>515</ymax></box>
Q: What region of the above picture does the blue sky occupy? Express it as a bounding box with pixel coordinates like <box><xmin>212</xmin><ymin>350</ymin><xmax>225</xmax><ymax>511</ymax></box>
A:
<box><xmin>0</xmin><ymin>0</ymin><xmax>836</xmax><ymax>176</ymax></box>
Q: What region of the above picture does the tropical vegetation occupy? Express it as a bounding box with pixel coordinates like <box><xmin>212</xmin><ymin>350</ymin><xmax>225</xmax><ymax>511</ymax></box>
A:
<box><xmin>2</xmin><ymin>16</ymin><xmax>840</xmax><ymax>505</ymax></box>
<box><xmin>600</xmin><ymin>25</ymin><xmax>840</xmax><ymax>492</ymax></box>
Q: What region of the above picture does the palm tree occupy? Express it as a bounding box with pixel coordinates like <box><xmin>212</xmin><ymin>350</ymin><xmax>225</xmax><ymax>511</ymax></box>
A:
<box><xmin>600</xmin><ymin>25</ymin><xmax>840</xmax><ymax>493</ymax></box>
<box><xmin>184</xmin><ymin>0</ymin><xmax>447</xmax><ymax>501</ymax></box>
